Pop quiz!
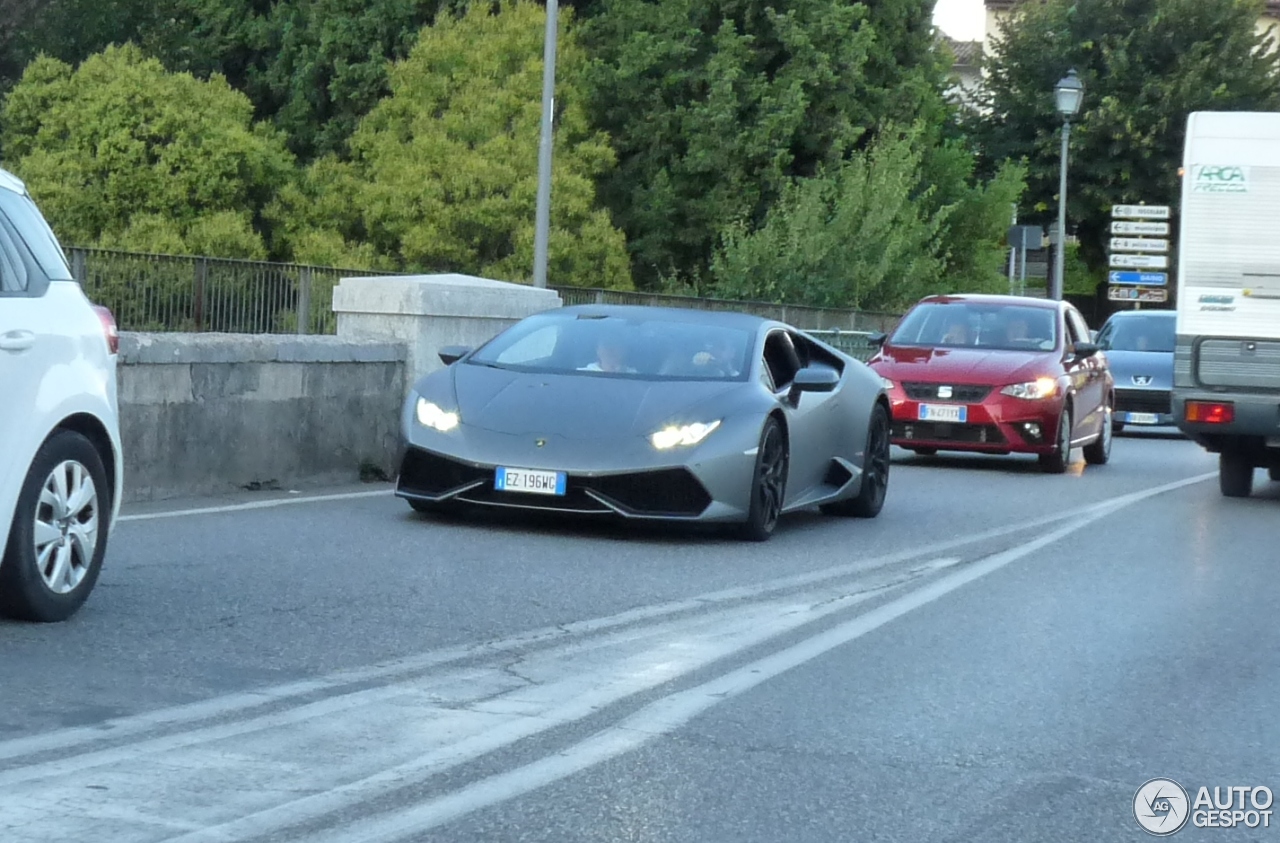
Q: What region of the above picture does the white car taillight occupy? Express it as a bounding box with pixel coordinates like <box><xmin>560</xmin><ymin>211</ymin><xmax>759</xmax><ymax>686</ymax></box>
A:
<box><xmin>93</xmin><ymin>305</ymin><xmax>119</xmax><ymax>355</ymax></box>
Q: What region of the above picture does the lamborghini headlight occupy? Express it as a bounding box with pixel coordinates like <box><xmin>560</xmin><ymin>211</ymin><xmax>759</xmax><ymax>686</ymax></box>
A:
<box><xmin>416</xmin><ymin>397</ymin><xmax>460</xmax><ymax>431</ymax></box>
<box><xmin>880</xmin><ymin>377</ymin><xmax>895</xmax><ymax>390</ymax></box>
<box><xmin>1000</xmin><ymin>377</ymin><xmax>1058</xmax><ymax>400</ymax></box>
<box><xmin>650</xmin><ymin>420</ymin><xmax>721</xmax><ymax>449</ymax></box>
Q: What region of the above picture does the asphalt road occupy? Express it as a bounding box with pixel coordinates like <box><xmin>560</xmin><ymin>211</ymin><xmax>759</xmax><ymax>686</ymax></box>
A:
<box><xmin>2</xmin><ymin>428</ymin><xmax>1278</xmax><ymax>842</ymax></box>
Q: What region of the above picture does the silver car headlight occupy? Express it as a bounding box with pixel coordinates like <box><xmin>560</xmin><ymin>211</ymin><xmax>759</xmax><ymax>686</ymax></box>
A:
<box><xmin>650</xmin><ymin>420</ymin><xmax>721</xmax><ymax>449</ymax></box>
<box><xmin>416</xmin><ymin>397</ymin><xmax>460</xmax><ymax>431</ymax></box>
<box><xmin>1000</xmin><ymin>377</ymin><xmax>1058</xmax><ymax>400</ymax></box>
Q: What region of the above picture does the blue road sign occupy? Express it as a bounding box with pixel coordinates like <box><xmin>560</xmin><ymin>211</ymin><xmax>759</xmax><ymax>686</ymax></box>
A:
<box><xmin>1109</xmin><ymin>271</ymin><xmax>1168</xmax><ymax>286</ymax></box>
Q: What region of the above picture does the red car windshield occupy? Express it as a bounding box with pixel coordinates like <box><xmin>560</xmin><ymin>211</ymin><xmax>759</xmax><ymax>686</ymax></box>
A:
<box><xmin>888</xmin><ymin>302</ymin><xmax>1059</xmax><ymax>352</ymax></box>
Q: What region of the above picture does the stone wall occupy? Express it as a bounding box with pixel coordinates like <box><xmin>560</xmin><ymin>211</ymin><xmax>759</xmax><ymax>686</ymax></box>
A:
<box><xmin>117</xmin><ymin>332</ymin><xmax>407</xmax><ymax>502</ymax></box>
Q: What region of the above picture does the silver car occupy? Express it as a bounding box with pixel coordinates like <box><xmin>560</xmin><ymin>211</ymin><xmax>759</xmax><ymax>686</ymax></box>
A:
<box><xmin>1095</xmin><ymin>310</ymin><xmax>1176</xmax><ymax>432</ymax></box>
<box><xmin>394</xmin><ymin>305</ymin><xmax>891</xmax><ymax>541</ymax></box>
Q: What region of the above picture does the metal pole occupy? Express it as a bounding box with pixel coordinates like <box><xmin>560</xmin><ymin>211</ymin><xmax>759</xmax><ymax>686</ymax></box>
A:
<box><xmin>1053</xmin><ymin>119</ymin><xmax>1070</xmax><ymax>301</ymax></box>
<box><xmin>1008</xmin><ymin>204</ymin><xmax>1017</xmax><ymax>295</ymax></box>
<box><xmin>532</xmin><ymin>0</ymin><xmax>558</xmax><ymax>289</ymax></box>
<box><xmin>1019</xmin><ymin>241</ymin><xmax>1027</xmax><ymax>295</ymax></box>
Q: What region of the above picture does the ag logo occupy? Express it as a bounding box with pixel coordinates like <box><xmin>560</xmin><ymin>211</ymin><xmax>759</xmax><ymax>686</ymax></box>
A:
<box><xmin>1192</xmin><ymin>165</ymin><xmax>1249</xmax><ymax>193</ymax></box>
<box><xmin>1135</xmin><ymin>778</ymin><xmax>1191</xmax><ymax>835</ymax></box>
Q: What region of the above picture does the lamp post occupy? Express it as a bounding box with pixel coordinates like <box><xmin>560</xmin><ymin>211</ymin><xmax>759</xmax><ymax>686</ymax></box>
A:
<box><xmin>1051</xmin><ymin>68</ymin><xmax>1084</xmax><ymax>301</ymax></box>
<box><xmin>532</xmin><ymin>0</ymin><xmax>559</xmax><ymax>289</ymax></box>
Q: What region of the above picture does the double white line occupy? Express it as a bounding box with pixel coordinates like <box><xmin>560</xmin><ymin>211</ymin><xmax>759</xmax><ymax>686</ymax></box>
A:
<box><xmin>1</xmin><ymin>473</ymin><xmax>1211</xmax><ymax>843</ymax></box>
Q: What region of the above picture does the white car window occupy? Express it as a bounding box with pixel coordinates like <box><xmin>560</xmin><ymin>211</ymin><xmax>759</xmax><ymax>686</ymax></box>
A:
<box><xmin>0</xmin><ymin>221</ymin><xmax>29</xmax><ymax>293</ymax></box>
<box><xmin>0</xmin><ymin>190</ymin><xmax>73</xmax><ymax>281</ymax></box>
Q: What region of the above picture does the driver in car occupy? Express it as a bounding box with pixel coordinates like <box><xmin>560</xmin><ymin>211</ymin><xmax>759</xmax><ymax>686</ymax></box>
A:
<box><xmin>580</xmin><ymin>335</ymin><xmax>637</xmax><ymax>373</ymax></box>
<box><xmin>940</xmin><ymin>317</ymin><xmax>970</xmax><ymax>345</ymax></box>
<box><xmin>692</xmin><ymin>336</ymin><xmax>741</xmax><ymax>376</ymax></box>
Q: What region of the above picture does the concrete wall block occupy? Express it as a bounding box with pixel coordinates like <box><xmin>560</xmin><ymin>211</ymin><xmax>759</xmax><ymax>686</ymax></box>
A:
<box><xmin>119</xmin><ymin>332</ymin><xmax>407</xmax><ymax>365</ymax></box>
<box><xmin>332</xmin><ymin>274</ymin><xmax>562</xmax><ymax>320</ymax></box>
<box><xmin>117</xmin><ymin>364</ymin><xmax>193</xmax><ymax>406</ymax></box>
<box><xmin>332</xmin><ymin>274</ymin><xmax>565</xmax><ymax>388</ymax></box>
<box><xmin>189</xmin><ymin>362</ymin><xmax>265</xmax><ymax>401</ymax></box>
<box><xmin>300</xmin><ymin>361</ymin><xmax>403</xmax><ymax>399</ymax></box>
<box><xmin>119</xmin><ymin>392</ymin><xmax>401</xmax><ymax>503</ymax></box>
<box><xmin>119</xmin><ymin>357</ymin><xmax>406</xmax><ymax>503</ymax></box>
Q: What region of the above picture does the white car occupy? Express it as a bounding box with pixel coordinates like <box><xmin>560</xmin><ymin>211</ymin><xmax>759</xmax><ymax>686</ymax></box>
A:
<box><xmin>0</xmin><ymin>168</ymin><xmax>122</xmax><ymax>622</ymax></box>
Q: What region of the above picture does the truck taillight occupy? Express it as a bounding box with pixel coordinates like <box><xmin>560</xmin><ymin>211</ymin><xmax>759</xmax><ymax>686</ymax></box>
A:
<box><xmin>1185</xmin><ymin>400</ymin><xmax>1233</xmax><ymax>424</ymax></box>
<box><xmin>93</xmin><ymin>305</ymin><xmax>118</xmax><ymax>355</ymax></box>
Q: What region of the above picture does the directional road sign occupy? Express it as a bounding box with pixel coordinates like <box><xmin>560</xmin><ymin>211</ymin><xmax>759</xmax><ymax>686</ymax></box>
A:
<box><xmin>1109</xmin><ymin>271</ymin><xmax>1168</xmax><ymax>286</ymax></box>
<box><xmin>1110</xmin><ymin>253</ymin><xmax>1169</xmax><ymax>269</ymax></box>
<box><xmin>1110</xmin><ymin>237</ymin><xmax>1170</xmax><ymax>252</ymax></box>
<box><xmin>1112</xmin><ymin>221</ymin><xmax>1170</xmax><ymax>236</ymax></box>
<box><xmin>1112</xmin><ymin>204</ymin><xmax>1171</xmax><ymax>220</ymax></box>
<box><xmin>1109</xmin><ymin>286</ymin><xmax>1169</xmax><ymax>303</ymax></box>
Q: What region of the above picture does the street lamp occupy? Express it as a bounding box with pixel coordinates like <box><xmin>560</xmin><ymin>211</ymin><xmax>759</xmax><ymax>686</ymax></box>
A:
<box><xmin>532</xmin><ymin>0</ymin><xmax>559</xmax><ymax>289</ymax></box>
<box><xmin>1051</xmin><ymin>68</ymin><xmax>1084</xmax><ymax>301</ymax></box>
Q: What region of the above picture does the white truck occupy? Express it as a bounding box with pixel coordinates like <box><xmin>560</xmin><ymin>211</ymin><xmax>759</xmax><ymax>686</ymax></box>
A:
<box><xmin>1173</xmin><ymin>111</ymin><xmax>1280</xmax><ymax>497</ymax></box>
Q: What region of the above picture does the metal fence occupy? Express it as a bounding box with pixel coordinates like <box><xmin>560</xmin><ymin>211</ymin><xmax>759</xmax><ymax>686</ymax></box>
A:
<box><xmin>804</xmin><ymin>330</ymin><xmax>880</xmax><ymax>362</ymax></box>
<box><xmin>66</xmin><ymin>247</ymin><xmax>902</xmax><ymax>336</ymax></box>
<box><xmin>553</xmin><ymin>287</ymin><xmax>900</xmax><ymax>333</ymax></box>
<box><xmin>66</xmin><ymin>248</ymin><xmax>401</xmax><ymax>335</ymax></box>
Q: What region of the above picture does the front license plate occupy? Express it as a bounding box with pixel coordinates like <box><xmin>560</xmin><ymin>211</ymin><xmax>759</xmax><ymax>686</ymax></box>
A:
<box><xmin>1124</xmin><ymin>412</ymin><xmax>1160</xmax><ymax>425</ymax></box>
<box><xmin>494</xmin><ymin>467</ymin><xmax>566</xmax><ymax>496</ymax></box>
<box><xmin>918</xmin><ymin>403</ymin><xmax>967</xmax><ymax>423</ymax></box>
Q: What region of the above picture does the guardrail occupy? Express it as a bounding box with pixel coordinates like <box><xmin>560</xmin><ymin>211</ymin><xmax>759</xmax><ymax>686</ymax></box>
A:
<box><xmin>65</xmin><ymin>247</ymin><xmax>901</xmax><ymax>335</ymax></box>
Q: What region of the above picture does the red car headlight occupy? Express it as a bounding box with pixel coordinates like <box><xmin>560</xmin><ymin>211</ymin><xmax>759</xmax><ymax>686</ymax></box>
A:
<box><xmin>1000</xmin><ymin>377</ymin><xmax>1059</xmax><ymax>400</ymax></box>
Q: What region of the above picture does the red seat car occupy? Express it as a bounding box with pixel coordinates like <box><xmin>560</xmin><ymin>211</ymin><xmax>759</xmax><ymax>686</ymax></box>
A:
<box><xmin>866</xmin><ymin>294</ymin><xmax>1114</xmax><ymax>473</ymax></box>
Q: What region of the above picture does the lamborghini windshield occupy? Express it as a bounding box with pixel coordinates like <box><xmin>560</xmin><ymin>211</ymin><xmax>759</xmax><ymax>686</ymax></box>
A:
<box><xmin>468</xmin><ymin>312</ymin><xmax>754</xmax><ymax>381</ymax></box>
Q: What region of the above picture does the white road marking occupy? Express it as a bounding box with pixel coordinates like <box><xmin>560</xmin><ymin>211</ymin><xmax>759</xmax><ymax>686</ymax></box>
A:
<box><xmin>116</xmin><ymin>489</ymin><xmax>393</xmax><ymax>523</ymax></box>
<box><xmin>0</xmin><ymin>472</ymin><xmax>1214</xmax><ymax>843</ymax></box>
<box><xmin>1</xmin><ymin>564</ymin><xmax>953</xmax><ymax>843</ymax></box>
<box><xmin>1</xmin><ymin>499</ymin><xmax>1123</xmax><ymax>766</ymax></box>
<box><xmin>305</xmin><ymin>472</ymin><xmax>1213</xmax><ymax>842</ymax></box>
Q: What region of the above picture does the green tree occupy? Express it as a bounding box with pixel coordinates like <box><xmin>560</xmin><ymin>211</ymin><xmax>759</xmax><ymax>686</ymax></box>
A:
<box><xmin>709</xmin><ymin>127</ymin><xmax>954</xmax><ymax>312</ymax></box>
<box><xmin>918</xmin><ymin>131</ymin><xmax>1029</xmax><ymax>293</ymax></box>
<box><xmin>0</xmin><ymin>0</ymin><xmax>470</xmax><ymax>162</ymax></box>
<box><xmin>270</xmin><ymin>0</ymin><xmax>632</xmax><ymax>289</ymax></box>
<box><xmin>969</xmin><ymin>0</ymin><xmax>1280</xmax><ymax>284</ymax></box>
<box><xmin>581</xmin><ymin>0</ymin><xmax>873</xmax><ymax>289</ymax></box>
<box><xmin>147</xmin><ymin>0</ymin><xmax>463</xmax><ymax>161</ymax></box>
<box><xmin>1</xmin><ymin>43</ymin><xmax>296</xmax><ymax>258</ymax></box>
<box><xmin>0</xmin><ymin>0</ymin><xmax>173</xmax><ymax>97</ymax></box>
<box><xmin>581</xmin><ymin>0</ymin><xmax>965</xmax><ymax>290</ymax></box>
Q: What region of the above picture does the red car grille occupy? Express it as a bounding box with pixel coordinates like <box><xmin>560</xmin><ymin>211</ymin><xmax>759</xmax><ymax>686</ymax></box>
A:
<box><xmin>901</xmin><ymin>382</ymin><xmax>993</xmax><ymax>402</ymax></box>
<box><xmin>891</xmin><ymin>421</ymin><xmax>1006</xmax><ymax>444</ymax></box>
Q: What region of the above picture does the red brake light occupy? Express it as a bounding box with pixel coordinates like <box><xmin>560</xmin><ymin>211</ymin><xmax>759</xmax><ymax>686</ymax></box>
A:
<box><xmin>93</xmin><ymin>305</ymin><xmax>118</xmax><ymax>355</ymax></box>
<box><xmin>1184</xmin><ymin>400</ymin><xmax>1233</xmax><ymax>424</ymax></box>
